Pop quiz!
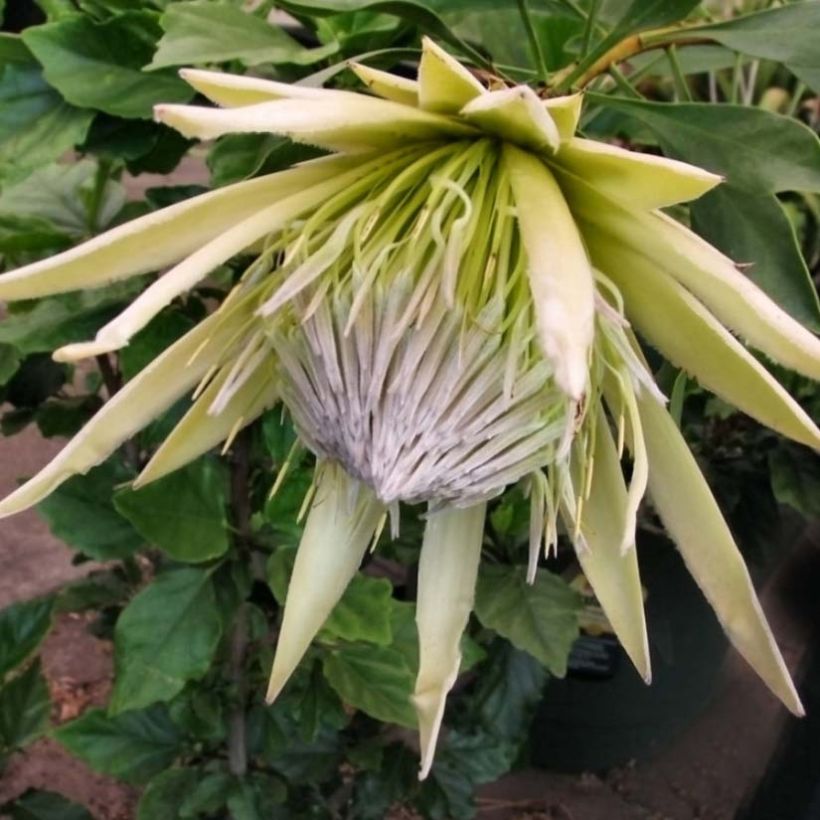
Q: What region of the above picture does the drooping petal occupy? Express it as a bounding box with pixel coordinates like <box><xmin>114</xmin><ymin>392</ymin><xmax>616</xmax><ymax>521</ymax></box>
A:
<box><xmin>590</xmin><ymin>230</ymin><xmax>820</xmax><ymax>450</ymax></box>
<box><xmin>636</xmin><ymin>389</ymin><xmax>803</xmax><ymax>716</ymax></box>
<box><xmin>566</xmin><ymin>411</ymin><xmax>651</xmax><ymax>683</ymax></box>
<box><xmin>349</xmin><ymin>62</ymin><xmax>420</xmax><ymax>107</ymax></box>
<box><xmin>180</xmin><ymin>67</ymin><xmax>356</xmax><ymax>107</ymax></box>
<box><xmin>266</xmin><ymin>462</ymin><xmax>384</xmax><ymax>702</ymax></box>
<box><xmin>462</xmin><ymin>87</ymin><xmax>560</xmax><ymax>154</ymax></box>
<box><xmin>414</xmin><ymin>502</ymin><xmax>486</xmax><ymax>779</ymax></box>
<box><xmin>0</xmin><ymin>155</ymin><xmax>361</xmax><ymax>301</ymax></box>
<box><xmin>134</xmin><ymin>362</ymin><xmax>279</xmax><ymax>488</ymax></box>
<box><xmin>418</xmin><ymin>36</ymin><xmax>484</xmax><ymax>115</ymax></box>
<box><xmin>0</xmin><ymin>308</ymin><xmax>249</xmax><ymax>518</ymax></box>
<box><xmin>504</xmin><ymin>144</ymin><xmax>595</xmax><ymax>400</ymax></box>
<box><xmin>562</xmin><ymin>174</ymin><xmax>820</xmax><ymax>380</ymax></box>
<box><xmin>554</xmin><ymin>137</ymin><xmax>721</xmax><ymax>209</ymax></box>
<box><xmin>53</xmin><ymin>161</ymin><xmax>385</xmax><ymax>360</ymax></box>
<box><xmin>542</xmin><ymin>94</ymin><xmax>583</xmax><ymax>142</ymax></box>
<box><xmin>155</xmin><ymin>96</ymin><xmax>477</xmax><ymax>154</ymax></box>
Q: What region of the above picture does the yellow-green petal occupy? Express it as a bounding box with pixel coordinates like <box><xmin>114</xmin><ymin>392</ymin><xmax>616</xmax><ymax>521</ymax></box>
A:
<box><xmin>414</xmin><ymin>502</ymin><xmax>486</xmax><ymax>780</ymax></box>
<box><xmin>554</xmin><ymin>137</ymin><xmax>721</xmax><ymax>210</ymax></box>
<box><xmin>589</xmin><ymin>230</ymin><xmax>820</xmax><ymax>450</ymax></box>
<box><xmin>504</xmin><ymin>144</ymin><xmax>594</xmax><ymax>400</ymax></box>
<box><xmin>350</xmin><ymin>62</ymin><xmax>420</xmax><ymax>107</ymax></box>
<box><xmin>266</xmin><ymin>463</ymin><xmax>384</xmax><ymax>703</ymax></box>
<box><xmin>0</xmin><ymin>155</ymin><xmax>360</xmax><ymax>301</ymax></box>
<box><xmin>636</xmin><ymin>389</ymin><xmax>803</xmax><ymax>716</ymax></box>
<box><xmin>542</xmin><ymin>93</ymin><xmax>583</xmax><ymax>142</ymax></box>
<box><xmin>418</xmin><ymin>36</ymin><xmax>484</xmax><ymax>114</ymax></box>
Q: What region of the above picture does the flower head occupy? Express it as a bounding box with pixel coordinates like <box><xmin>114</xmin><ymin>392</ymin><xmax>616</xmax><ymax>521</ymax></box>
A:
<box><xmin>1</xmin><ymin>38</ymin><xmax>819</xmax><ymax>777</ymax></box>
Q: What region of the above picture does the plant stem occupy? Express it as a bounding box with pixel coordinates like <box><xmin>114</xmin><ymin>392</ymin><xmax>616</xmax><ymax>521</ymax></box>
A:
<box><xmin>666</xmin><ymin>45</ymin><xmax>692</xmax><ymax>101</ymax></box>
<box><xmin>581</xmin><ymin>0</ymin><xmax>601</xmax><ymax>57</ymax></box>
<box><xmin>516</xmin><ymin>0</ymin><xmax>550</xmax><ymax>85</ymax></box>
<box><xmin>96</xmin><ymin>353</ymin><xmax>141</xmax><ymax>470</ymax></box>
<box><xmin>786</xmin><ymin>81</ymin><xmax>806</xmax><ymax>118</ymax></box>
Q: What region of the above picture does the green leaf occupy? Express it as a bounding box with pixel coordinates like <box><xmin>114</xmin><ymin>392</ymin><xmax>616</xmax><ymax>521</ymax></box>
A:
<box><xmin>22</xmin><ymin>11</ymin><xmax>193</xmax><ymax>119</ymax></box>
<box><xmin>589</xmin><ymin>96</ymin><xmax>820</xmax><ymax>195</ymax></box>
<box><xmin>473</xmin><ymin>565</ymin><xmax>581</xmax><ymax>676</ymax></box>
<box><xmin>690</xmin><ymin>186</ymin><xmax>820</xmax><ymax>330</ymax></box>
<box><xmin>208</xmin><ymin>135</ymin><xmax>322</xmax><ymax>188</ymax></box>
<box><xmin>36</xmin><ymin>460</ymin><xmax>144</xmax><ymax>560</ymax></box>
<box><xmin>769</xmin><ymin>445</ymin><xmax>820</xmax><ymax>519</ymax></box>
<box><xmin>0</xmin><ymin>214</ymin><xmax>71</xmax><ymax>256</ymax></box>
<box><xmin>55</xmin><ymin>705</ymin><xmax>182</xmax><ymax>784</ymax></box>
<box><xmin>114</xmin><ymin>459</ymin><xmax>231</xmax><ymax>563</ymax></box>
<box><xmin>35</xmin><ymin>395</ymin><xmax>104</xmax><ymax>439</ymax></box>
<box><xmin>110</xmin><ymin>567</ymin><xmax>223</xmax><ymax>712</ymax></box>
<box><xmin>0</xmin><ymin>661</ymin><xmax>50</xmax><ymax>750</ymax></box>
<box><xmin>226</xmin><ymin>775</ymin><xmax>287</xmax><ymax>820</ymax></box>
<box><xmin>0</xmin><ymin>597</ymin><xmax>53</xmax><ymax>678</ymax></box>
<box><xmin>3</xmin><ymin>790</ymin><xmax>93</xmax><ymax>820</ymax></box>
<box><xmin>151</xmin><ymin>1</ymin><xmax>339</xmax><ymax>68</ymax></box>
<box><xmin>322</xmin><ymin>643</ymin><xmax>417</xmax><ymax>727</ymax></box>
<box><xmin>2</xmin><ymin>355</ymin><xmax>67</xmax><ymax>410</ymax></box>
<box><xmin>0</xmin><ymin>344</ymin><xmax>21</xmax><ymax>388</ymax></box>
<box><xmin>119</xmin><ymin>309</ymin><xmax>197</xmax><ymax>381</ymax></box>
<box><xmin>179</xmin><ymin>771</ymin><xmax>232</xmax><ymax>816</ymax></box>
<box><xmin>0</xmin><ymin>63</ymin><xmax>93</xmax><ymax>185</ymax></box>
<box><xmin>683</xmin><ymin>3</ymin><xmax>820</xmax><ymax>91</ymax></box>
<box><xmin>0</xmin><ymin>34</ymin><xmax>35</xmax><ymax>64</ymax></box>
<box><xmin>320</xmin><ymin>574</ymin><xmax>394</xmax><ymax>645</ymax></box>
<box><xmin>137</xmin><ymin>769</ymin><xmax>199</xmax><ymax>820</ymax></box>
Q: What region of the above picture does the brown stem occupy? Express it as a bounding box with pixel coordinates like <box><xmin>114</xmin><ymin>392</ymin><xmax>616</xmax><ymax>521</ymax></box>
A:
<box><xmin>95</xmin><ymin>353</ymin><xmax>141</xmax><ymax>470</ymax></box>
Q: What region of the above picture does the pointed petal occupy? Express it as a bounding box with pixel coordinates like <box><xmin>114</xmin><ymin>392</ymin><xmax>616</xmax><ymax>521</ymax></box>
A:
<box><xmin>0</xmin><ymin>310</ymin><xmax>244</xmax><ymax>519</ymax></box>
<box><xmin>590</xmin><ymin>230</ymin><xmax>820</xmax><ymax>450</ymax></box>
<box><xmin>414</xmin><ymin>502</ymin><xmax>486</xmax><ymax>780</ymax></box>
<box><xmin>462</xmin><ymin>86</ymin><xmax>560</xmax><ymax>154</ymax></box>
<box><xmin>135</xmin><ymin>363</ymin><xmax>278</xmax><ymax>488</ymax></box>
<box><xmin>155</xmin><ymin>97</ymin><xmax>477</xmax><ymax>154</ymax></box>
<box><xmin>542</xmin><ymin>94</ymin><xmax>583</xmax><ymax>142</ymax></box>
<box><xmin>350</xmin><ymin>62</ymin><xmax>420</xmax><ymax>107</ymax></box>
<box><xmin>504</xmin><ymin>144</ymin><xmax>595</xmax><ymax>400</ymax></box>
<box><xmin>562</xmin><ymin>175</ymin><xmax>820</xmax><ymax>381</ymax></box>
<box><xmin>180</xmin><ymin>67</ymin><xmax>354</xmax><ymax>107</ymax></box>
<box><xmin>418</xmin><ymin>36</ymin><xmax>484</xmax><ymax>114</ymax></box>
<box><xmin>0</xmin><ymin>154</ymin><xmax>360</xmax><ymax>301</ymax></box>
<box><xmin>636</xmin><ymin>390</ymin><xmax>803</xmax><ymax>716</ymax></box>
<box><xmin>53</xmin><ymin>163</ymin><xmax>380</xmax><ymax>360</ymax></box>
<box><xmin>567</xmin><ymin>412</ymin><xmax>651</xmax><ymax>683</ymax></box>
<box><xmin>266</xmin><ymin>464</ymin><xmax>384</xmax><ymax>702</ymax></box>
<box><xmin>555</xmin><ymin>137</ymin><xmax>721</xmax><ymax>209</ymax></box>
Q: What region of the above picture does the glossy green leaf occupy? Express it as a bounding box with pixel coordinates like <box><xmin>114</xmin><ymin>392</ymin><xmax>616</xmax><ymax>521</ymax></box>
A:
<box><xmin>0</xmin><ymin>597</ymin><xmax>53</xmax><ymax>679</ymax></box>
<box><xmin>3</xmin><ymin>790</ymin><xmax>93</xmax><ymax>820</ymax></box>
<box><xmin>0</xmin><ymin>344</ymin><xmax>21</xmax><ymax>388</ymax></box>
<box><xmin>682</xmin><ymin>3</ymin><xmax>820</xmax><ymax>91</ymax></box>
<box><xmin>0</xmin><ymin>34</ymin><xmax>34</xmax><ymax>64</ymax></box>
<box><xmin>473</xmin><ymin>565</ymin><xmax>581</xmax><ymax>676</ymax></box>
<box><xmin>22</xmin><ymin>11</ymin><xmax>193</xmax><ymax>119</ymax></box>
<box><xmin>322</xmin><ymin>643</ymin><xmax>417</xmax><ymax>727</ymax></box>
<box><xmin>589</xmin><ymin>96</ymin><xmax>820</xmax><ymax>195</ymax></box>
<box><xmin>137</xmin><ymin>769</ymin><xmax>200</xmax><ymax>820</ymax></box>
<box><xmin>690</xmin><ymin>186</ymin><xmax>820</xmax><ymax>330</ymax></box>
<box><xmin>151</xmin><ymin>1</ymin><xmax>338</xmax><ymax>68</ymax></box>
<box><xmin>55</xmin><ymin>705</ymin><xmax>183</xmax><ymax>783</ymax></box>
<box><xmin>37</xmin><ymin>460</ymin><xmax>143</xmax><ymax>560</ymax></box>
<box><xmin>320</xmin><ymin>575</ymin><xmax>394</xmax><ymax>646</ymax></box>
<box><xmin>769</xmin><ymin>445</ymin><xmax>820</xmax><ymax>520</ymax></box>
<box><xmin>0</xmin><ymin>63</ymin><xmax>93</xmax><ymax>185</ymax></box>
<box><xmin>114</xmin><ymin>460</ymin><xmax>231</xmax><ymax>563</ymax></box>
<box><xmin>110</xmin><ymin>568</ymin><xmax>223</xmax><ymax>712</ymax></box>
<box><xmin>0</xmin><ymin>661</ymin><xmax>50</xmax><ymax>750</ymax></box>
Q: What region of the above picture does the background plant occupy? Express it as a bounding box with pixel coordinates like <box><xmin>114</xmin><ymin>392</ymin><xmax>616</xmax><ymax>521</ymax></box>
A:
<box><xmin>0</xmin><ymin>0</ymin><xmax>818</xmax><ymax>817</ymax></box>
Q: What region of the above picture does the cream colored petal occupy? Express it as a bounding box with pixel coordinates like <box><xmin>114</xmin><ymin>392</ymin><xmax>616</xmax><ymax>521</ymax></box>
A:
<box><xmin>134</xmin><ymin>363</ymin><xmax>278</xmax><ymax>488</ymax></box>
<box><xmin>637</xmin><ymin>389</ymin><xmax>803</xmax><ymax>716</ymax></box>
<box><xmin>567</xmin><ymin>411</ymin><xmax>651</xmax><ymax>683</ymax></box>
<box><xmin>414</xmin><ymin>502</ymin><xmax>486</xmax><ymax>780</ymax></box>
<box><xmin>418</xmin><ymin>36</ymin><xmax>484</xmax><ymax>115</ymax></box>
<box><xmin>180</xmin><ymin>67</ymin><xmax>356</xmax><ymax>107</ymax></box>
<box><xmin>504</xmin><ymin>144</ymin><xmax>594</xmax><ymax>400</ymax></box>
<box><xmin>266</xmin><ymin>463</ymin><xmax>384</xmax><ymax>702</ymax></box>
<box><xmin>554</xmin><ymin>137</ymin><xmax>721</xmax><ymax>209</ymax></box>
<box><xmin>155</xmin><ymin>96</ymin><xmax>477</xmax><ymax>154</ymax></box>
<box><xmin>350</xmin><ymin>62</ymin><xmax>420</xmax><ymax>107</ymax></box>
<box><xmin>589</xmin><ymin>229</ymin><xmax>820</xmax><ymax>450</ymax></box>
<box><xmin>462</xmin><ymin>87</ymin><xmax>560</xmax><ymax>154</ymax></box>
<box><xmin>562</xmin><ymin>173</ymin><xmax>820</xmax><ymax>381</ymax></box>
<box><xmin>53</xmin><ymin>164</ymin><xmax>379</xmax><ymax>360</ymax></box>
<box><xmin>542</xmin><ymin>93</ymin><xmax>583</xmax><ymax>142</ymax></box>
<box><xmin>0</xmin><ymin>154</ymin><xmax>360</xmax><ymax>301</ymax></box>
<box><xmin>0</xmin><ymin>309</ymin><xmax>247</xmax><ymax>518</ymax></box>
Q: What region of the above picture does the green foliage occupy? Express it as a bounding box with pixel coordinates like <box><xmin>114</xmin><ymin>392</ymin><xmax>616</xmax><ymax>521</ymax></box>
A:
<box><xmin>0</xmin><ymin>597</ymin><xmax>53</xmax><ymax>678</ymax></box>
<box><xmin>0</xmin><ymin>661</ymin><xmax>51</xmax><ymax>753</ymax></box>
<box><xmin>2</xmin><ymin>790</ymin><xmax>94</xmax><ymax>820</ymax></box>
